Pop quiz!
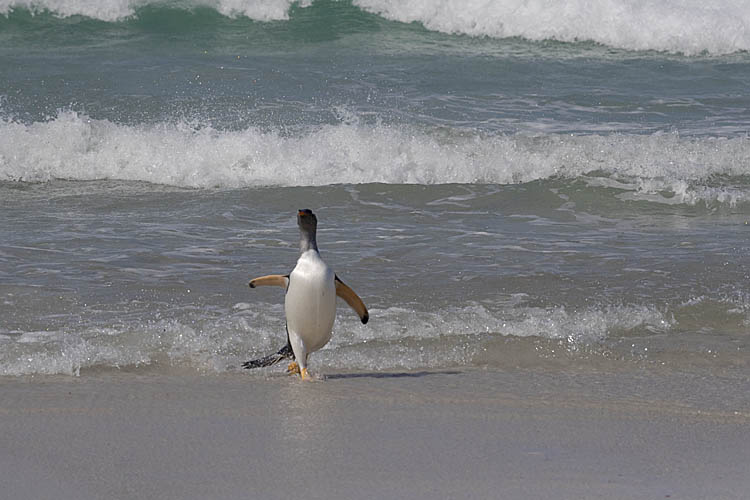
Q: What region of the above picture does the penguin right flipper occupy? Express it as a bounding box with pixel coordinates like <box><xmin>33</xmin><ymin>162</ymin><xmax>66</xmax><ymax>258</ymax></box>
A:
<box><xmin>249</xmin><ymin>274</ymin><xmax>289</xmax><ymax>289</ymax></box>
<box><xmin>335</xmin><ymin>275</ymin><xmax>369</xmax><ymax>324</ymax></box>
<box><xmin>242</xmin><ymin>342</ymin><xmax>294</xmax><ymax>369</ymax></box>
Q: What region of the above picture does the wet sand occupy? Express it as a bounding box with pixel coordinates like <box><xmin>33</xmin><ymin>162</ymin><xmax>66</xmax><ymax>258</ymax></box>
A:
<box><xmin>1</xmin><ymin>368</ymin><xmax>748</xmax><ymax>500</ymax></box>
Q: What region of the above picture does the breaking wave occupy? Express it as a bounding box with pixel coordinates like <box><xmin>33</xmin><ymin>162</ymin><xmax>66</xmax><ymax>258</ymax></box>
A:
<box><xmin>2</xmin><ymin>110</ymin><xmax>749</xmax><ymax>207</ymax></box>
<box><xmin>354</xmin><ymin>0</ymin><xmax>750</xmax><ymax>55</ymax></box>
<box><xmin>1</xmin><ymin>0</ymin><xmax>749</xmax><ymax>55</ymax></box>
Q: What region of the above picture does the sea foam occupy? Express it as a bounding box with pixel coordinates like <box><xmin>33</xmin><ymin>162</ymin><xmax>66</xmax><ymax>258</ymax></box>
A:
<box><xmin>2</xmin><ymin>0</ymin><xmax>749</xmax><ymax>54</ymax></box>
<box><xmin>0</xmin><ymin>303</ymin><xmax>671</xmax><ymax>375</ymax></box>
<box><xmin>2</xmin><ymin>111</ymin><xmax>749</xmax><ymax>206</ymax></box>
<box><xmin>0</xmin><ymin>0</ymin><xmax>138</xmax><ymax>20</ymax></box>
<box><xmin>0</xmin><ymin>0</ymin><xmax>307</xmax><ymax>21</ymax></box>
<box><xmin>355</xmin><ymin>0</ymin><xmax>750</xmax><ymax>55</ymax></box>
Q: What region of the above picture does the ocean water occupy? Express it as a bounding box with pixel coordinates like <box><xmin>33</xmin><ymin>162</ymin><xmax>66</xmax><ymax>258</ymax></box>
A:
<box><xmin>0</xmin><ymin>0</ymin><xmax>748</xmax><ymax>377</ymax></box>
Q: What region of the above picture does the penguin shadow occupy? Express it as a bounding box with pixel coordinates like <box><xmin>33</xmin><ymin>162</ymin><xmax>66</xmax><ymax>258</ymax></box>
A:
<box><xmin>325</xmin><ymin>370</ymin><xmax>462</xmax><ymax>380</ymax></box>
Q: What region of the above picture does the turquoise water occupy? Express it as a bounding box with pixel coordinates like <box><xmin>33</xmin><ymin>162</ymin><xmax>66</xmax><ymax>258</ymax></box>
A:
<box><xmin>0</xmin><ymin>0</ymin><xmax>748</xmax><ymax>376</ymax></box>
<box><xmin>3</xmin><ymin>1</ymin><xmax>750</xmax><ymax>134</ymax></box>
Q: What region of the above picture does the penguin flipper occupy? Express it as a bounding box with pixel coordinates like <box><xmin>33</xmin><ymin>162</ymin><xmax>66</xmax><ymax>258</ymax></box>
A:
<box><xmin>335</xmin><ymin>275</ymin><xmax>369</xmax><ymax>324</ymax></box>
<box><xmin>249</xmin><ymin>274</ymin><xmax>289</xmax><ymax>289</ymax></box>
<box><xmin>242</xmin><ymin>343</ymin><xmax>294</xmax><ymax>369</ymax></box>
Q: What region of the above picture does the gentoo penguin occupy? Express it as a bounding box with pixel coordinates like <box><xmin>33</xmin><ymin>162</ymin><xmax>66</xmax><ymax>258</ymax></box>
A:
<box><xmin>243</xmin><ymin>209</ymin><xmax>368</xmax><ymax>380</ymax></box>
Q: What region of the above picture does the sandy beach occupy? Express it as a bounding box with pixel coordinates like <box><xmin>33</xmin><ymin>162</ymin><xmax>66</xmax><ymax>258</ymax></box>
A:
<box><xmin>1</xmin><ymin>367</ymin><xmax>748</xmax><ymax>500</ymax></box>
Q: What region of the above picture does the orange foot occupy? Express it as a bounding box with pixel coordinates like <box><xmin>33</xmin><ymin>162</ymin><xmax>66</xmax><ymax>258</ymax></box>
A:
<box><xmin>301</xmin><ymin>368</ymin><xmax>312</xmax><ymax>381</ymax></box>
<box><xmin>286</xmin><ymin>362</ymin><xmax>300</xmax><ymax>375</ymax></box>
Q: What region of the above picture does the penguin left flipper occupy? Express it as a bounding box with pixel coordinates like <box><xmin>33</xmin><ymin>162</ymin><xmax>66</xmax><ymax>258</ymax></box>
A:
<box><xmin>335</xmin><ymin>275</ymin><xmax>369</xmax><ymax>324</ymax></box>
<box><xmin>249</xmin><ymin>274</ymin><xmax>290</xmax><ymax>289</ymax></box>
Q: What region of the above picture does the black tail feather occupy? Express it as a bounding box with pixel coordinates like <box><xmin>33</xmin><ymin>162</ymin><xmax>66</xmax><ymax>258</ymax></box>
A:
<box><xmin>242</xmin><ymin>343</ymin><xmax>294</xmax><ymax>369</ymax></box>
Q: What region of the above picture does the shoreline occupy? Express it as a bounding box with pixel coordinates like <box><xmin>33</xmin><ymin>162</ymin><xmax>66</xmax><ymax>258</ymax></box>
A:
<box><xmin>2</xmin><ymin>367</ymin><xmax>748</xmax><ymax>500</ymax></box>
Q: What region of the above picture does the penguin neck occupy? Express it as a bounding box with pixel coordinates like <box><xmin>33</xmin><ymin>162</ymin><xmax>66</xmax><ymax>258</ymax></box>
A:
<box><xmin>299</xmin><ymin>228</ymin><xmax>318</xmax><ymax>254</ymax></box>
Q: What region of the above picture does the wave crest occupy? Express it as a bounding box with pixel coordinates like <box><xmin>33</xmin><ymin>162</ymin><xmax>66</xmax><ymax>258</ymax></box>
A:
<box><xmin>1</xmin><ymin>110</ymin><xmax>749</xmax><ymax>206</ymax></box>
<box><xmin>355</xmin><ymin>0</ymin><xmax>750</xmax><ymax>55</ymax></box>
<box><xmin>2</xmin><ymin>0</ymin><xmax>749</xmax><ymax>54</ymax></box>
<box><xmin>0</xmin><ymin>0</ymin><xmax>309</xmax><ymax>22</ymax></box>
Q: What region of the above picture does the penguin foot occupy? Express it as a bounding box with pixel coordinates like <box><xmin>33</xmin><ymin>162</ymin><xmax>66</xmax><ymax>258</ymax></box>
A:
<box><xmin>286</xmin><ymin>362</ymin><xmax>300</xmax><ymax>375</ymax></box>
<box><xmin>300</xmin><ymin>368</ymin><xmax>312</xmax><ymax>381</ymax></box>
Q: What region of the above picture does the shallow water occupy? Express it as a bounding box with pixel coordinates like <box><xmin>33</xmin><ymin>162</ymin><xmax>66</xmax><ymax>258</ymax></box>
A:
<box><xmin>0</xmin><ymin>0</ymin><xmax>748</xmax><ymax>376</ymax></box>
<box><xmin>1</xmin><ymin>181</ymin><xmax>747</xmax><ymax>376</ymax></box>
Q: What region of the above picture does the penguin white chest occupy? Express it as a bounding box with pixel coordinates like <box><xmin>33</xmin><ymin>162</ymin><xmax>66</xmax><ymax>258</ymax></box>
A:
<box><xmin>285</xmin><ymin>251</ymin><xmax>336</xmax><ymax>352</ymax></box>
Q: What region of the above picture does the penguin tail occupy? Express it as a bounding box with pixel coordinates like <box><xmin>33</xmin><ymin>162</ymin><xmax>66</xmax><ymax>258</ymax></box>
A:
<box><xmin>242</xmin><ymin>343</ymin><xmax>294</xmax><ymax>369</ymax></box>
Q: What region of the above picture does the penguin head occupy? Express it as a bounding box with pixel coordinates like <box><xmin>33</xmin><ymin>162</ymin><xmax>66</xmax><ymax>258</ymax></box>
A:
<box><xmin>297</xmin><ymin>209</ymin><xmax>317</xmax><ymax>232</ymax></box>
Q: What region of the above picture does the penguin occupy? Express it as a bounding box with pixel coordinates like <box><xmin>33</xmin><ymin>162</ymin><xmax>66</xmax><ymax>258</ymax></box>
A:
<box><xmin>243</xmin><ymin>209</ymin><xmax>369</xmax><ymax>380</ymax></box>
